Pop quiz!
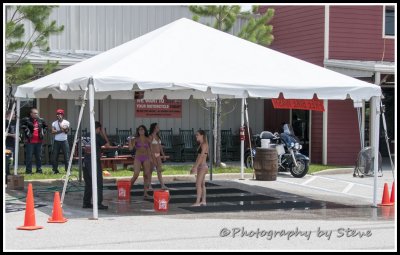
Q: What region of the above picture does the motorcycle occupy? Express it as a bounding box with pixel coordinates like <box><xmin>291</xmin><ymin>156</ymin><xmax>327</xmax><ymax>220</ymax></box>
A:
<box><xmin>244</xmin><ymin>131</ymin><xmax>309</xmax><ymax>178</ymax></box>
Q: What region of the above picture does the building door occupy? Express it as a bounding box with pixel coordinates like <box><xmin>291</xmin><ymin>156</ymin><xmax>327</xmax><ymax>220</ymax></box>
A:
<box><xmin>292</xmin><ymin>110</ymin><xmax>310</xmax><ymax>156</ymax></box>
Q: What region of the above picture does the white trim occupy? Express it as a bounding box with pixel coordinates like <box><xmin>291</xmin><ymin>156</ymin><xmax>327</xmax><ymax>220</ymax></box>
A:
<box><xmin>322</xmin><ymin>100</ymin><xmax>328</xmax><ymax>165</ymax></box>
<box><xmin>324</xmin><ymin>5</ymin><xmax>330</xmax><ymax>60</ymax></box>
<box><xmin>382</xmin><ymin>5</ymin><xmax>395</xmax><ymax>39</ymax></box>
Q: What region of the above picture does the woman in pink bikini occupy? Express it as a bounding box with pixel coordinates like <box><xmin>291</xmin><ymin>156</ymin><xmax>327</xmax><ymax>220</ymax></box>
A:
<box><xmin>129</xmin><ymin>125</ymin><xmax>152</xmax><ymax>198</ymax></box>
<box><xmin>148</xmin><ymin>123</ymin><xmax>168</xmax><ymax>190</ymax></box>
<box><xmin>190</xmin><ymin>130</ymin><xmax>209</xmax><ymax>206</ymax></box>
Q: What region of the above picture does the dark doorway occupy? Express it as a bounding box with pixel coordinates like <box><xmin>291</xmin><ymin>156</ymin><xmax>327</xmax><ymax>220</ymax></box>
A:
<box><xmin>292</xmin><ymin>110</ymin><xmax>310</xmax><ymax>156</ymax></box>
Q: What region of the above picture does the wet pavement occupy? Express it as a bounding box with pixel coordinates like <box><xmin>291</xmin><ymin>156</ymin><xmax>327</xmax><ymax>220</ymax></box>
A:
<box><xmin>5</xmin><ymin>177</ymin><xmax>395</xmax><ymax>220</ymax></box>
<box><xmin>5</xmin><ymin>158</ymin><xmax>396</xmax><ymax>250</ymax></box>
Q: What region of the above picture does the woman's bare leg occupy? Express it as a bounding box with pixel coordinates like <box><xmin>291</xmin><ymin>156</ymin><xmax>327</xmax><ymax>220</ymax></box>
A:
<box><xmin>143</xmin><ymin>160</ymin><xmax>152</xmax><ymax>197</ymax></box>
<box><xmin>131</xmin><ymin>160</ymin><xmax>142</xmax><ymax>189</ymax></box>
<box><xmin>148</xmin><ymin>161</ymin><xmax>155</xmax><ymax>190</ymax></box>
<box><xmin>155</xmin><ymin>157</ymin><xmax>167</xmax><ymax>189</ymax></box>
<box><xmin>201</xmin><ymin>174</ymin><xmax>207</xmax><ymax>205</ymax></box>
<box><xmin>192</xmin><ymin>170</ymin><xmax>207</xmax><ymax>206</ymax></box>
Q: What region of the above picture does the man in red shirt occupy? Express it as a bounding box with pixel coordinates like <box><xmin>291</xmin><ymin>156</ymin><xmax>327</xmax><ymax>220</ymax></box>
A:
<box><xmin>21</xmin><ymin>108</ymin><xmax>48</xmax><ymax>174</ymax></box>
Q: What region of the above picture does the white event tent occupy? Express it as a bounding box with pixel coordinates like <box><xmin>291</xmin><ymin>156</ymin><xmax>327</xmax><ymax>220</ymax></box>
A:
<box><xmin>14</xmin><ymin>18</ymin><xmax>382</xmax><ymax>218</ymax></box>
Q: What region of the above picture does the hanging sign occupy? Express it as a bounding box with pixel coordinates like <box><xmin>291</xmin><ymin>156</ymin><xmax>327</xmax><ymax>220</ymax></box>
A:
<box><xmin>272</xmin><ymin>97</ymin><xmax>325</xmax><ymax>112</ymax></box>
<box><xmin>135</xmin><ymin>96</ymin><xmax>182</xmax><ymax>118</ymax></box>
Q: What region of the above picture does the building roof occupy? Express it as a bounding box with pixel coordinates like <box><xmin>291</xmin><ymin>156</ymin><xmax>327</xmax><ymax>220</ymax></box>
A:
<box><xmin>6</xmin><ymin>50</ymin><xmax>101</xmax><ymax>67</ymax></box>
<box><xmin>324</xmin><ymin>59</ymin><xmax>395</xmax><ymax>77</ymax></box>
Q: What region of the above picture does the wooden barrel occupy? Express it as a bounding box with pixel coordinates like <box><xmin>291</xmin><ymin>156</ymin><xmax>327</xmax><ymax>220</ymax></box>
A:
<box><xmin>253</xmin><ymin>148</ymin><xmax>278</xmax><ymax>181</ymax></box>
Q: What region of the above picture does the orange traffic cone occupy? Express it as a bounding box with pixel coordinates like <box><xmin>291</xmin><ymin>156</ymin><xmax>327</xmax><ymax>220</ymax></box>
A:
<box><xmin>17</xmin><ymin>183</ymin><xmax>43</xmax><ymax>230</ymax></box>
<box><xmin>48</xmin><ymin>191</ymin><xmax>68</xmax><ymax>223</ymax></box>
<box><xmin>378</xmin><ymin>183</ymin><xmax>394</xmax><ymax>206</ymax></box>
<box><xmin>380</xmin><ymin>206</ymin><xmax>394</xmax><ymax>220</ymax></box>
<box><xmin>390</xmin><ymin>182</ymin><xmax>395</xmax><ymax>204</ymax></box>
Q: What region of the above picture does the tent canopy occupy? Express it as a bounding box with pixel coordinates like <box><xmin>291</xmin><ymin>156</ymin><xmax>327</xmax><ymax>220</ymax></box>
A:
<box><xmin>11</xmin><ymin>17</ymin><xmax>384</xmax><ymax>211</ymax></box>
<box><xmin>15</xmin><ymin>18</ymin><xmax>381</xmax><ymax>101</ymax></box>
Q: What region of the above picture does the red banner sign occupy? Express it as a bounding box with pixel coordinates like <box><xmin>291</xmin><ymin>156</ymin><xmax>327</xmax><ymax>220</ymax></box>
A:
<box><xmin>135</xmin><ymin>97</ymin><xmax>182</xmax><ymax>118</ymax></box>
<box><xmin>272</xmin><ymin>97</ymin><xmax>325</xmax><ymax>112</ymax></box>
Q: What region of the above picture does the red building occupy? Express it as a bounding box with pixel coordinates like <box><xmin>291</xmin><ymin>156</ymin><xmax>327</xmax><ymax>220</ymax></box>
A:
<box><xmin>259</xmin><ymin>5</ymin><xmax>395</xmax><ymax>165</ymax></box>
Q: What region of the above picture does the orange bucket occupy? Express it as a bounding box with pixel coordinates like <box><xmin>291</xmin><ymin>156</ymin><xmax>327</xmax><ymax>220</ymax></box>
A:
<box><xmin>117</xmin><ymin>180</ymin><xmax>131</xmax><ymax>201</ymax></box>
<box><xmin>153</xmin><ymin>190</ymin><xmax>170</xmax><ymax>212</ymax></box>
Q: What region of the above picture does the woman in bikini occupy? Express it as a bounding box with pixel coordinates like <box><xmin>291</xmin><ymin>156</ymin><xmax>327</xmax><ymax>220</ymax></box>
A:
<box><xmin>129</xmin><ymin>125</ymin><xmax>152</xmax><ymax>198</ymax></box>
<box><xmin>190</xmin><ymin>130</ymin><xmax>209</xmax><ymax>207</ymax></box>
<box><xmin>148</xmin><ymin>123</ymin><xmax>168</xmax><ymax>190</ymax></box>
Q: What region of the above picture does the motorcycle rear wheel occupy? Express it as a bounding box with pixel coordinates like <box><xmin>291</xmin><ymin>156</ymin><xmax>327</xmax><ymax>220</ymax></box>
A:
<box><xmin>244</xmin><ymin>153</ymin><xmax>253</xmax><ymax>168</ymax></box>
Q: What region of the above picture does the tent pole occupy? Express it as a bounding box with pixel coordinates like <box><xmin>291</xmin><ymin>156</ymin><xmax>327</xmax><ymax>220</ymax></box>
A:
<box><xmin>371</xmin><ymin>96</ymin><xmax>381</xmax><ymax>207</ymax></box>
<box><xmin>209</xmin><ymin>106</ymin><xmax>213</xmax><ymax>181</ymax></box>
<box><xmin>14</xmin><ymin>98</ymin><xmax>21</xmax><ymax>175</ymax></box>
<box><xmin>78</xmin><ymin>122</ymin><xmax>83</xmax><ymax>183</ymax></box>
<box><xmin>244</xmin><ymin>98</ymin><xmax>254</xmax><ymax>178</ymax></box>
<box><xmin>88</xmin><ymin>78</ymin><xmax>99</xmax><ymax>219</ymax></box>
<box><xmin>357</xmin><ymin>108</ymin><xmax>363</xmax><ymax>149</ymax></box>
<box><xmin>6</xmin><ymin>101</ymin><xmax>16</xmax><ymax>137</ymax></box>
<box><xmin>240</xmin><ymin>98</ymin><xmax>245</xmax><ymax>180</ymax></box>
<box><xmin>61</xmin><ymin>91</ymin><xmax>88</xmax><ymax>205</ymax></box>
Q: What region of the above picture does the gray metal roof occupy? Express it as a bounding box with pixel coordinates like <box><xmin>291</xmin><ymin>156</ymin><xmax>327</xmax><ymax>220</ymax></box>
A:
<box><xmin>6</xmin><ymin>49</ymin><xmax>101</xmax><ymax>67</ymax></box>
<box><xmin>324</xmin><ymin>59</ymin><xmax>395</xmax><ymax>78</ymax></box>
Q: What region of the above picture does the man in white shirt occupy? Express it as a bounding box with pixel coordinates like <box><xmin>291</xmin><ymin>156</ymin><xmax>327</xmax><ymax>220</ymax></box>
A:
<box><xmin>51</xmin><ymin>109</ymin><xmax>70</xmax><ymax>174</ymax></box>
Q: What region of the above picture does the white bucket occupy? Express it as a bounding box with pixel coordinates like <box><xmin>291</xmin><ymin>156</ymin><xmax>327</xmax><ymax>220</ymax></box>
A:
<box><xmin>261</xmin><ymin>139</ymin><xmax>270</xmax><ymax>148</ymax></box>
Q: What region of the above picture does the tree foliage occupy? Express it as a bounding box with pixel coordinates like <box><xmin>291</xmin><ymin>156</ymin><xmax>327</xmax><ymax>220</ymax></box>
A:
<box><xmin>5</xmin><ymin>5</ymin><xmax>64</xmax><ymax>105</ymax></box>
<box><xmin>238</xmin><ymin>7</ymin><xmax>274</xmax><ymax>46</ymax></box>
<box><xmin>190</xmin><ymin>5</ymin><xmax>274</xmax><ymax>45</ymax></box>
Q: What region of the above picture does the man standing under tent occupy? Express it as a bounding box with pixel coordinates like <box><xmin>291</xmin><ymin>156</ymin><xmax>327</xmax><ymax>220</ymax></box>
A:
<box><xmin>51</xmin><ymin>109</ymin><xmax>70</xmax><ymax>174</ymax></box>
<box><xmin>20</xmin><ymin>108</ymin><xmax>48</xmax><ymax>174</ymax></box>
<box><xmin>82</xmin><ymin>121</ymin><xmax>110</xmax><ymax>210</ymax></box>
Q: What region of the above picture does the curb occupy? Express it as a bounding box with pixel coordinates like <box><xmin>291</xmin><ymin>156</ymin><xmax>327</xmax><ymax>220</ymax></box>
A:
<box><xmin>312</xmin><ymin>168</ymin><xmax>353</xmax><ymax>175</ymax></box>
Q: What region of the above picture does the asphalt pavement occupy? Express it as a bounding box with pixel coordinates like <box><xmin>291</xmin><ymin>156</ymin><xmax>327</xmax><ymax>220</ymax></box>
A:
<box><xmin>4</xmin><ymin>158</ymin><xmax>396</xmax><ymax>251</ymax></box>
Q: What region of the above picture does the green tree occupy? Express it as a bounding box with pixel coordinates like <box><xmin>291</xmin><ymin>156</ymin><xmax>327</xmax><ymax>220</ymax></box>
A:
<box><xmin>190</xmin><ymin>5</ymin><xmax>274</xmax><ymax>166</ymax></box>
<box><xmin>5</xmin><ymin>5</ymin><xmax>64</xmax><ymax>109</ymax></box>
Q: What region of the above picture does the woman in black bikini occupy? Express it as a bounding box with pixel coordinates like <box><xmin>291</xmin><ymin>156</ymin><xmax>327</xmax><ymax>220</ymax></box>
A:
<box><xmin>129</xmin><ymin>125</ymin><xmax>152</xmax><ymax>198</ymax></box>
<box><xmin>190</xmin><ymin>130</ymin><xmax>209</xmax><ymax>206</ymax></box>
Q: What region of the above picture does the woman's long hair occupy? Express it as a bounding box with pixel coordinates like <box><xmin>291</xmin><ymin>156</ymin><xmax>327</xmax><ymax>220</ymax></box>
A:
<box><xmin>149</xmin><ymin>123</ymin><xmax>160</xmax><ymax>139</ymax></box>
<box><xmin>136</xmin><ymin>125</ymin><xmax>149</xmax><ymax>137</ymax></box>
<box><xmin>197</xmin><ymin>129</ymin><xmax>208</xmax><ymax>145</ymax></box>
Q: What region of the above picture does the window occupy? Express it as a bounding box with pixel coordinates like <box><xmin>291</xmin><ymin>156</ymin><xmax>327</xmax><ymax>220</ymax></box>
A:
<box><xmin>384</xmin><ymin>6</ymin><xmax>395</xmax><ymax>37</ymax></box>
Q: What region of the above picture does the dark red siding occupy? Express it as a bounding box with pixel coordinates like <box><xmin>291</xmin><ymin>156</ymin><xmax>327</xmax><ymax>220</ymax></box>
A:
<box><xmin>327</xmin><ymin>100</ymin><xmax>361</xmax><ymax>166</ymax></box>
<box><xmin>330</xmin><ymin>6</ymin><xmax>394</xmax><ymax>61</ymax></box>
<box><xmin>259</xmin><ymin>6</ymin><xmax>325</xmax><ymax>66</ymax></box>
<box><xmin>264</xmin><ymin>100</ymin><xmax>290</xmax><ymax>133</ymax></box>
<box><xmin>311</xmin><ymin>111</ymin><xmax>323</xmax><ymax>164</ymax></box>
<box><xmin>260</xmin><ymin>5</ymin><xmax>325</xmax><ymax>164</ymax></box>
